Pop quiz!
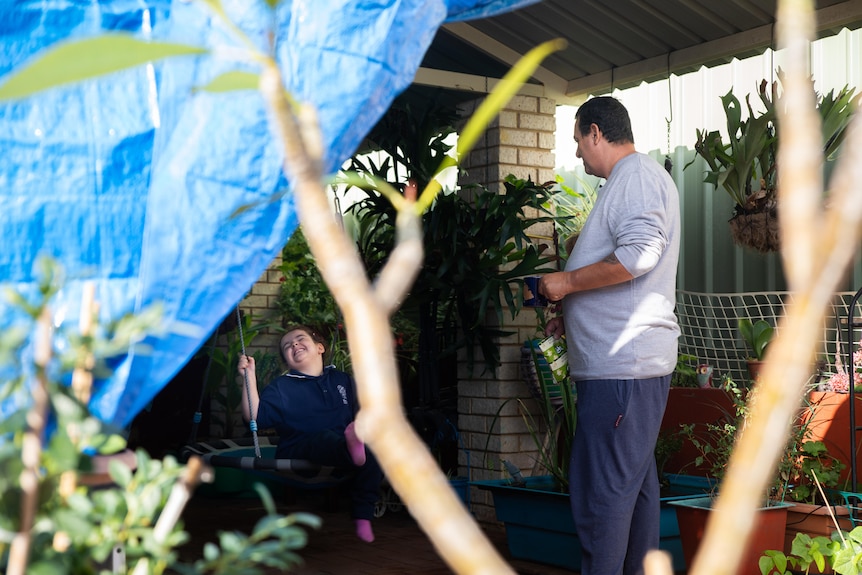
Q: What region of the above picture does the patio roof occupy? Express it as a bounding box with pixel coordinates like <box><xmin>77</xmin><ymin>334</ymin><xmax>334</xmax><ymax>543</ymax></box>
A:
<box><xmin>416</xmin><ymin>0</ymin><xmax>862</xmax><ymax>105</ymax></box>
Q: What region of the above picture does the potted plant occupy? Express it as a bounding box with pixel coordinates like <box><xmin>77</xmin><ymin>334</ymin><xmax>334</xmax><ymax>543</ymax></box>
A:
<box><xmin>780</xmin><ymin>441</ymin><xmax>850</xmax><ymax>573</ymax></box>
<box><xmin>739</xmin><ymin>317</ymin><xmax>775</xmax><ymax>383</ymax></box>
<box><xmin>688</xmin><ymin>78</ymin><xmax>858</xmax><ymax>252</ymax></box>
<box><xmin>674</xmin><ymin>378</ymin><xmax>795</xmax><ymax>575</ymax></box>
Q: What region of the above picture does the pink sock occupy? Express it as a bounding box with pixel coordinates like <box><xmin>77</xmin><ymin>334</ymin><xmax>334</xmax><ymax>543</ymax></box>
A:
<box><xmin>355</xmin><ymin>519</ymin><xmax>374</xmax><ymax>543</ymax></box>
<box><xmin>344</xmin><ymin>422</ymin><xmax>366</xmax><ymax>466</ymax></box>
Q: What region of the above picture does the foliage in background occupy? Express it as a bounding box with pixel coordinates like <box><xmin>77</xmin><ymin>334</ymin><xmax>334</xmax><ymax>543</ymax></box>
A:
<box><xmin>346</xmin><ymin>174</ymin><xmax>556</xmax><ymax>374</ymax></box>
<box><xmin>687</xmin><ymin>77</ymin><xmax>858</xmax><ymax>253</ymax></box>
<box><xmin>276</xmin><ymin>228</ymin><xmax>340</xmax><ymax>331</ymax></box>
<box><xmin>672</xmin><ymin>352</ymin><xmax>700</xmax><ymax>387</ymax></box>
<box><xmin>341</xmin><ymin>95</ymin><xmax>557</xmax><ymax>375</ymax></box>
<box><xmin>0</xmin><ymin>259</ymin><xmax>318</xmax><ymax>574</ymax></box>
<box><xmin>350</xmin><ymin>94</ymin><xmax>461</xmax><ymax>192</ymax></box>
<box><xmin>691</xmin><ymin>80</ymin><xmax>779</xmax><ymax>210</ymax></box>
<box><xmin>681</xmin><ymin>377</ymin><xmax>844</xmax><ymax>502</ymax></box>
<box><xmin>690</xmin><ymin>79</ymin><xmax>858</xmax><ymax>210</ymax></box>
<box><xmin>277</xmin><ymin>228</ymin><xmax>417</xmax><ymax>377</ymax></box>
<box><xmin>551</xmin><ymin>172</ymin><xmax>597</xmax><ymax>260</ymax></box>
<box><xmin>785</xmin><ymin>439</ymin><xmax>845</xmax><ymax>504</ymax></box>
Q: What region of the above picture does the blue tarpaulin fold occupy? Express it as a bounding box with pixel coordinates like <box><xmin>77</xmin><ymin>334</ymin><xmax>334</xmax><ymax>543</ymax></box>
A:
<box><xmin>0</xmin><ymin>0</ymin><xmax>539</xmax><ymax>428</ymax></box>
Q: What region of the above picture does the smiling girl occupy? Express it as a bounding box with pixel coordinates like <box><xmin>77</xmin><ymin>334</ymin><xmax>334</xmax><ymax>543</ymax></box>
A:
<box><xmin>237</xmin><ymin>324</ymin><xmax>381</xmax><ymax>542</ymax></box>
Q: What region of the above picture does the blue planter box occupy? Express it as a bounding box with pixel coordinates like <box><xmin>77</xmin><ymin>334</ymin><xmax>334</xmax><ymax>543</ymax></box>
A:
<box><xmin>473</xmin><ymin>474</ymin><xmax>713</xmax><ymax>572</ymax></box>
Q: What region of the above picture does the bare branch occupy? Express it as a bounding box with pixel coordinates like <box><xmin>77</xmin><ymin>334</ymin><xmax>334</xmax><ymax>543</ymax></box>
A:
<box><xmin>7</xmin><ymin>308</ymin><xmax>52</xmax><ymax>575</ymax></box>
<box><xmin>776</xmin><ymin>0</ymin><xmax>822</xmax><ymax>289</ymax></box>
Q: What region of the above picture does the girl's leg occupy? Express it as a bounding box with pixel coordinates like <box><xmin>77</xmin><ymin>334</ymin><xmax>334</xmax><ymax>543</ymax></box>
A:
<box><xmin>350</xmin><ymin>450</ymin><xmax>384</xmax><ymax>542</ymax></box>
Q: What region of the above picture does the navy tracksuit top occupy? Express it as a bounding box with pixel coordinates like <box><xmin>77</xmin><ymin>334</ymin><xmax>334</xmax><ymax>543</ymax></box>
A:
<box><xmin>255</xmin><ymin>366</ymin><xmax>358</xmax><ymax>458</ymax></box>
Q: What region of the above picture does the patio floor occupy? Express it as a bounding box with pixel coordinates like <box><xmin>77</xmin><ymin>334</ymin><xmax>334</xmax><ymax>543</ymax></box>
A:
<box><xmin>177</xmin><ymin>486</ymin><xmax>579</xmax><ymax>575</ymax></box>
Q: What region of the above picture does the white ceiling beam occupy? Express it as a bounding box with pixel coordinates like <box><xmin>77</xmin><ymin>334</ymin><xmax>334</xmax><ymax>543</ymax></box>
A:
<box><xmin>413</xmin><ymin>67</ymin><xmax>548</xmax><ymax>99</ymax></box>
<box><xmin>440</xmin><ymin>21</ymin><xmax>573</xmax><ymax>102</ymax></box>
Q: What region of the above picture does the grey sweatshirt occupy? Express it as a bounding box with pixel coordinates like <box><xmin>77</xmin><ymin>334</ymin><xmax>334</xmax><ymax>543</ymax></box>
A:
<box><xmin>561</xmin><ymin>152</ymin><xmax>681</xmax><ymax>380</ymax></box>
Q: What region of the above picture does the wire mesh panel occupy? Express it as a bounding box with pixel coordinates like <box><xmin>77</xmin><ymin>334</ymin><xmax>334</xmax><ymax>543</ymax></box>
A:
<box><xmin>676</xmin><ymin>290</ymin><xmax>859</xmax><ymax>384</ymax></box>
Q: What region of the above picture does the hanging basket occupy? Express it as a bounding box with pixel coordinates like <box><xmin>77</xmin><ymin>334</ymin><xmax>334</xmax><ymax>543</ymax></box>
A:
<box><xmin>728</xmin><ymin>200</ymin><xmax>780</xmax><ymax>253</ymax></box>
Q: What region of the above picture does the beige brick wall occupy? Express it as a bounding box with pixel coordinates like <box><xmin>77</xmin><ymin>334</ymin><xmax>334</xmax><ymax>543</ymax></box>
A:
<box><xmin>460</xmin><ymin>95</ymin><xmax>557</xmax><ymax>192</ymax></box>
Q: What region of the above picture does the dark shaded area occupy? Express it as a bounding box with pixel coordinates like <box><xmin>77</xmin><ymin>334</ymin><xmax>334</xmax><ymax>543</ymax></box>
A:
<box><xmin>127</xmin><ymin>355</ymin><xmax>210</xmax><ymax>458</ymax></box>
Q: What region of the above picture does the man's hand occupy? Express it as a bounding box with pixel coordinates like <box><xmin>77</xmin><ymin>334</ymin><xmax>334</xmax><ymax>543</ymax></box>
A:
<box><xmin>538</xmin><ymin>271</ymin><xmax>574</xmax><ymax>303</ymax></box>
<box><xmin>545</xmin><ymin>316</ymin><xmax>565</xmax><ymax>338</ymax></box>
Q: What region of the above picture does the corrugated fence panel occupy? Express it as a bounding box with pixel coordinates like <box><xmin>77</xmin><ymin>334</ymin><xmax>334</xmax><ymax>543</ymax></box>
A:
<box><xmin>559</xmin><ymin>27</ymin><xmax>862</xmax><ymax>294</ymax></box>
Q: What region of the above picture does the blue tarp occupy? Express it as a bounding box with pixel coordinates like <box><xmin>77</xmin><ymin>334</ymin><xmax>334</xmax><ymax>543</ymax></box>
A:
<box><xmin>0</xmin><ymin>0</ymin><xmax>539</xmax><ymax>428</ymax></box>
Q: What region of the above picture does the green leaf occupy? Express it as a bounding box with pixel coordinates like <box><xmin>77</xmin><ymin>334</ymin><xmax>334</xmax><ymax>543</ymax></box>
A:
<box><xmin>196</xmin><ymin>71</ymin><xmax>261</xmax><ymax>93</ymax></box>
<box><xmin>53</xmin><ymin>508</ymin><xmax>95</xmax><ymax>537</ymax></box>
<box><xmin>0</xmin><ymin>35</ymin><xmax>207</xmax><ymax>101</ymax></box>
<box><xmin>254</xmin><ymin>482</ymin><xmax>277</xmax><ymax>515</ymax></box>
<box><xmin>28</xmin><ymin>560</ymin><xmax>68</xmax><ymax>575</ymax></box>
<box><xmin>218</xmin><ymin>531</ymin><xmax>245</xmax><ymax>553</ymax></box>
<box><xmin>98</xmin><ymin>434</ymin><xmax>129</xmax><ymax>455</ymax></box>
<box><xmin>738</xmin><ymin>318</ymin><xmax>774</xmax><ymax>360</ymax></box>
<box><xmin>287</xmin><ymin>511</ymin><xmax>323</xmax><ymax>529</ymax></box>
<box><xmin>109</xmin><ymin>456</ymin><xmax>134</xmax><ymax>487</ymax></box>
<box><xmin>203</xmin><ymin>541</ymin><xmax>221</xmax><ymax>561</ymax></box>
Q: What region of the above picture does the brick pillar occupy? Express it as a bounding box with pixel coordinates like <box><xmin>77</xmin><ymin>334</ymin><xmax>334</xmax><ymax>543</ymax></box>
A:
<box><xmin>457</xmin><ymin>94</ymin><xmax>558</xmax><ymax>522</ymax></box>
<box><xmin>459</xmin><ymin>95</ymin><xmax>557</xmax><ymax>191</ymax></box>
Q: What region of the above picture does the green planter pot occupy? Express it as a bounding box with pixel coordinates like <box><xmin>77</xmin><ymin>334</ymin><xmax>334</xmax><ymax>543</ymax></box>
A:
<box><xmin>473</xmin><ymin>474</ymin><xmax>713</xmax><ymax>571</ymax></box>
<box><xmin>449</xmin><ymin>476</ymin><xmax>471</xmax><ymax>508</ymax></box>
<box><xmin>669</xmin><ymin>496</ymin><xmax>793</xmax><ymax>575</ymax></box>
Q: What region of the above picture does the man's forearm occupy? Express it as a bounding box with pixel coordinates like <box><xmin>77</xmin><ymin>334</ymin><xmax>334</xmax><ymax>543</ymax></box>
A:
<box><xmin>539</xmin><ymin>252</ymin><xmax>635</xmax><ymax>302</ymax></box>
<box><xmin>572</xmin><ymin>253</ymin><xmax>635</xmax><ymax>291</ymax></box>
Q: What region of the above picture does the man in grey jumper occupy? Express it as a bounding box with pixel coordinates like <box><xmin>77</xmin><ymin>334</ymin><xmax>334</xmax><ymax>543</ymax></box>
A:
<box><xmin>539</xmin><ymin>96</ymin><xmax>681</xmax><ymax>575</ymax></box>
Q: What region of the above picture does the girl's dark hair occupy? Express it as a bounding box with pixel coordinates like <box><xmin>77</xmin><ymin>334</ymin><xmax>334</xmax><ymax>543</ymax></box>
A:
<box><xmin>575</xmin><ymin>96</ymin><xmax>634</xmax><ymax>145</ymax></box>
<box><xmin>279</xmin><ymin>324</ymin><xmax>326</xmax><ymax>363</ymax></box>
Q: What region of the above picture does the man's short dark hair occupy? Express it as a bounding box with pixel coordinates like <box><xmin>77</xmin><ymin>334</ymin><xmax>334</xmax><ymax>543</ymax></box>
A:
<box><xmin>575</xmin><ymin>96</ymin><xmax>634</xmax><ymax>145</ymax></box>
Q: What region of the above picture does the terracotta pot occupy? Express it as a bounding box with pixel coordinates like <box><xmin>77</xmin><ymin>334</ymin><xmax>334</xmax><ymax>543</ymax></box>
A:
<box><xmin>746</xmin><ymin>359</ymin><xmax>766</xmax><ymax>383</ymax></box>
<box><xmin>804</xmin><ymin>391</ymin><xmax>862</xmax><ymax>485</ymax></box>
<box><xmin>784</xmin><ymin>502</ymin><xmax>852</xmax><ymax>574</ymax></box>
<box><xmin>671</xmin><ymin>497</ymin><xmax>791</xmax><ymax>575</ymax></box>
<box><xmin>660</xmin><ymin>387</ymin><xmax>735</xmax><ymax>475</ymax></box>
